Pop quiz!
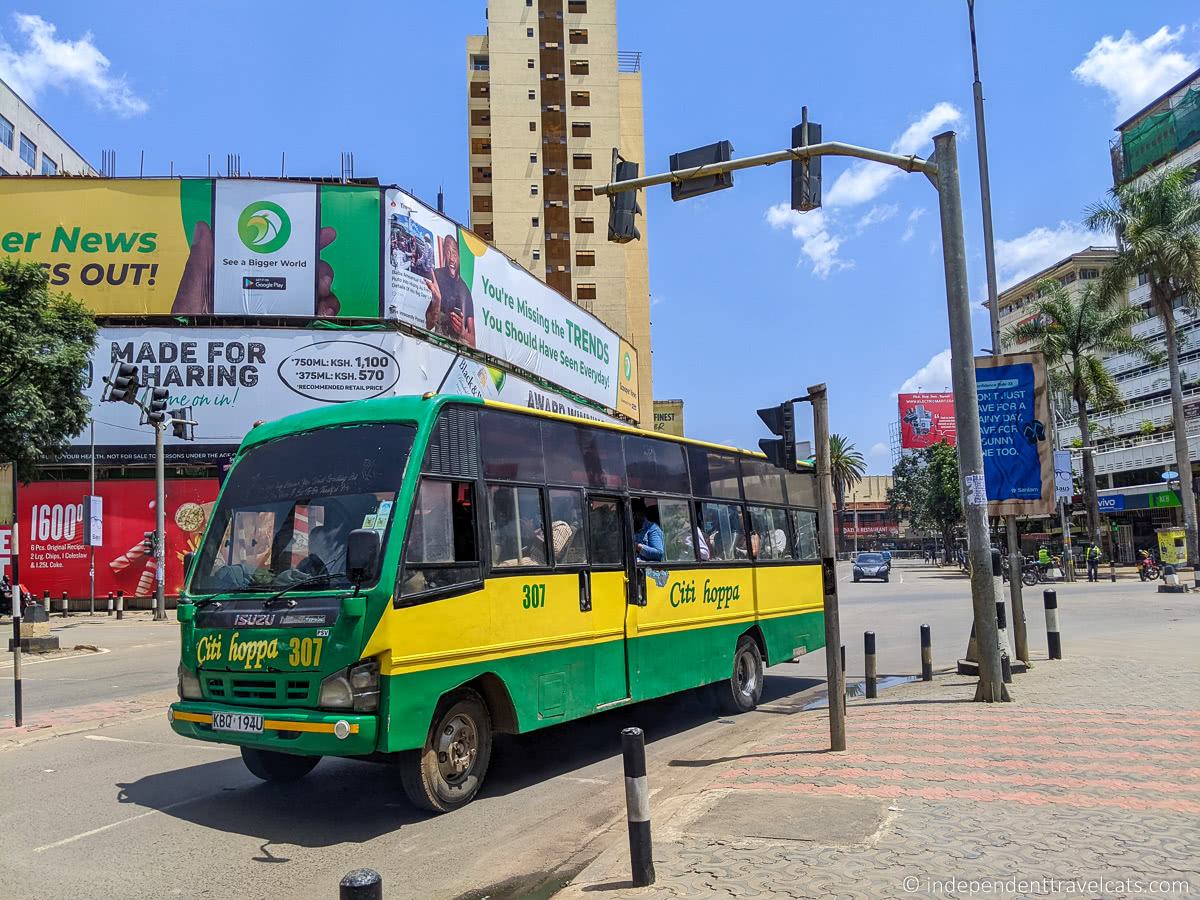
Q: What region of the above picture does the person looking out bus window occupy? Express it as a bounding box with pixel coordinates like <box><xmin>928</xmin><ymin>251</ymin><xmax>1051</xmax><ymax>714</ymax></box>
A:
<box><xmin>632</xmin><ymin>499</ymin><xmax>664</xmax><ymax>562</ymax></box>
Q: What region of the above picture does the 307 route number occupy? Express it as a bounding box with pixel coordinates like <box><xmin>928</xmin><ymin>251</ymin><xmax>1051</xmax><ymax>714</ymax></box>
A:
<box><xmin>288</xmin><ymin>637</ymin><xmax>324</xmax><ymax>667</ymax></box>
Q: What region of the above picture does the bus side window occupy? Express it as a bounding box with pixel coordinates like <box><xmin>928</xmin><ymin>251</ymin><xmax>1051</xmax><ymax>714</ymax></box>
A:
<box><xmin>489</xmin><ymin>484</ymin><xmax>548</xmax><ymax>568</ymax></box>
<box><xmin>749</xmin><ymin>506</ymin><xmax>791</xmax><ymax>560</ymax></box>
<box><xmin>587</xmin><ymin>497</ymin><xmax>624</xmax><ymax>567</ymax></box>
<box><xmin>791</xmin><ymin>509</ymin><xmax>820</xmax><ymax>561</ymax></box>
<box><xmin>698</xmin><ymin>501</ymin><xmax>749</xmax><ymax>561</ymax></box>
<box><xmin>548</xmin><ymin>489</ymin><xmax>587</xmax><ymax>566</ymax></box>
<box><xmin>398</xmin><ymin>478</ymin><xmax>480</xmax><ymax>603</ymax></box>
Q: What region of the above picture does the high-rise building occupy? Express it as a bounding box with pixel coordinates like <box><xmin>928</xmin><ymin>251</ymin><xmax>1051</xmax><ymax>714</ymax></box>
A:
<box><xmin>995</xmin><ymin>247</ymin><xmax>1118</xmax><ymax>354</ymax></box>
<box><xmin>0</xmin><ymin>76</ymin><xmax>95</xmax><ymax>176</ymax></box>
<box><xmin>467</xmin><ymin>0</ymin><xmax>652</xmax><ymax>422</ymax></box>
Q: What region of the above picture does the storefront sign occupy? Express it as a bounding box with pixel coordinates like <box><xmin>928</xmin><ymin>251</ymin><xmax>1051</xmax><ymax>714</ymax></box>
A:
<box><xmin>1098</xmin><ymin>494</ymin><xmax>1125</xmax><ymax>513</ymax></box>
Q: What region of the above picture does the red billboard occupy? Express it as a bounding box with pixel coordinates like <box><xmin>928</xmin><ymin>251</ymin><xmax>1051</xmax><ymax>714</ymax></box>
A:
<box><xmin>17</xmin><ymin>479</ymin><xmax>219</xmax><ymax>599</ymax></box>
<box><xmin>898</xmin><ymin>392</ymin><xmax>957</xmax><ymax>449</ymax></box>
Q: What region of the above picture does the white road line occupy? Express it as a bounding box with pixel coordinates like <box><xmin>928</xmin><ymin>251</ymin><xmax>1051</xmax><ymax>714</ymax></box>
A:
<box><xmin>34</xmin><ymin>789</ymin><xmax>220</xmax><ymax>852</ymax></box>
<box><xmin>0</xmin><ymin>648</ymin><xmax>111</xmax><ymax>670</ymax></box>
<box><xmin>561</xmin><ymin>776</ymin><xmax>609</xmax><ymax>785</ymax></box>
<box><xmin>83</xmin><ymin>734</ymin><xmax>228</xmax><ymax>750</ymax></box>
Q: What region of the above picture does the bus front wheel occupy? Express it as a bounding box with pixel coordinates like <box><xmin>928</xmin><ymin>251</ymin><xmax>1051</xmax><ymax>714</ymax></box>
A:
<box><xmin>401</xmin><ymin>688</ymin><xmax>493</xmax><ymax>813</ymax></box>
<box><xmin>712</xmin><ymin>636</ymin><xmax>764</xmax><ymax>715</ymax></box>
<box><xmin>241</xmin><ymin>747</ymin><xmax>320</xmax><ymax>783</ymax></box>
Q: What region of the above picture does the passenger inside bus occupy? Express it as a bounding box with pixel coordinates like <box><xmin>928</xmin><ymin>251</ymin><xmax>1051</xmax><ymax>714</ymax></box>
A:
<box><xmin>632</xmin><ymin>499</ymin><xmax>664</xmax><ymax>562</ymax></box>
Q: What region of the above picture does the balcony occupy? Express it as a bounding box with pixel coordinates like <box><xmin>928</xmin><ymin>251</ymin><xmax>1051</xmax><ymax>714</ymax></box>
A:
<box><xmin>1110</xmin><ymin>83</ymin><xmax>1200</xmax><ymax>184</ymax></box>
<box><xmin>1074</xmin><ymin>426</ymin><xmax>1200</xmax><ymax>476</ymax></box>
<box><xmin>1131</xmin><ymin>305</ymin><xmax>1198</xmax><ymax>340</ymax></box>
<box><xmin>1113</xmin><ymin>358</ymin><xmax>1200</xmax><ymax>402</ymax></box>
<box><xmin>1059</xmin><ymin>388</ymin><xmax>1200</xmax><ymax>444</ymax></box>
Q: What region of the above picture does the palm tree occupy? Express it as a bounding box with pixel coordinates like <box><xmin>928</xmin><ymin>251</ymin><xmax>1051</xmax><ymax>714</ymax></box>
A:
<box><xmin>830</xmin><ymin>433</ymin><xmax>866</xmax><ymax>555</ymax></box>
<box><xmin>1087</xmin><ymin>166</ymin><xmax>1200</xmax><ymax>567</ymax></box>
<box><xmin>1007</xmin><ymin>279</ymin><xmax>1161</xmax><ymax>546</ymax></box>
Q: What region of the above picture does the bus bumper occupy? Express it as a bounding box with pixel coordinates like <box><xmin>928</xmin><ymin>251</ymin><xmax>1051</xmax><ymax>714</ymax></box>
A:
<box><xmin>168</xmin><ymin>702</ymin><xmax>379</xmax><ymax>756</ymax></box>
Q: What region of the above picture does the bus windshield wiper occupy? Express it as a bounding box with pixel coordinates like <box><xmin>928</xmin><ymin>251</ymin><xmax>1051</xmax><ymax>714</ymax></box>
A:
<box><xmin>191</xmin><ymin>587</ymin><xmax>270</xmax><ymax>609</ymax></box>
<box><xmin>262</xmin><ymin>573</ymin><xmax>347</xmax><ymax>606</ymax></box>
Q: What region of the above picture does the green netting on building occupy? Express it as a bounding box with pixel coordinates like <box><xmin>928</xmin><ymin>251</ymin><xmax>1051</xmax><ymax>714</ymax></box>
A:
<box><xmin>1121</xmin><ymin>88</ymin><xmax>1200</xmax><ymax>179</ymax></box>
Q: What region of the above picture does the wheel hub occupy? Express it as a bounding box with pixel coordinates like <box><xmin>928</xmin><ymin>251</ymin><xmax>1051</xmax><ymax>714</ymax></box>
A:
<box><xmin>735</xmin><ymin>651</ymin><xmax>758</xmax><ymax>699</ymax></box>
<box><xmin>436</xmin><ymin>714</ymin><xmax>478</xmax><ymax>783</ymax></box>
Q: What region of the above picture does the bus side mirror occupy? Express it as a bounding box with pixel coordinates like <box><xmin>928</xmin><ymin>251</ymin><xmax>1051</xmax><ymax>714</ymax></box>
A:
<box><xmin>346</xmin><ymin>529</ymin><xmax>381</xmax><ymax>585</ymax></box>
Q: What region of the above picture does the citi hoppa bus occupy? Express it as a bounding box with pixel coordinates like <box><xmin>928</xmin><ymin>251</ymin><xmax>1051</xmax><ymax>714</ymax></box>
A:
<box><xmin>170</xmin><ymin>394</ymin><xmax>826</xmax><ymax>812</ymax></box>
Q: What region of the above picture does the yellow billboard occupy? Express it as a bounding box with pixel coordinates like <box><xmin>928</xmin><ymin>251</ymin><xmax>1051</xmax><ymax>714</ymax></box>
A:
<box><xmin>653</xmin><ymin>399</ymin><xmax>685</xmax><ymax>437</ymax></box>
<box><xmin>616</xmin><ymin>337</ymin><xmax>641</xmax><ymax>423</ymax></box>
<box><xmin>0</xmin><ymin>178</ymin><xmax>211</xmax><ymax>315</ymax></box>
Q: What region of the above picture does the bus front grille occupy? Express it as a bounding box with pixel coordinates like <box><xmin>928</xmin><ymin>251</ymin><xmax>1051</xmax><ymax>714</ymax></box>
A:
<box><xmin>200</xmin><ymin>674</ymin><xmax>315</xmax><ymax>706</ymax></box>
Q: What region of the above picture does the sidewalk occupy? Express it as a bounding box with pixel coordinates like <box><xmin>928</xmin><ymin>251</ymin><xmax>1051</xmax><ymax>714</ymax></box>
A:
<box><xmin>562</xmin><ymin>618</ymin><xmax>1200</xmax><ymax>897</ymax></box>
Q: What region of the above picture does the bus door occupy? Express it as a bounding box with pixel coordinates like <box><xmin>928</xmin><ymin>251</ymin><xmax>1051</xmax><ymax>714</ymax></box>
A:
<box><xmin>584</xmin><ymin>494</ymin><xmax>631</xmax><ymax>707</ymax></box>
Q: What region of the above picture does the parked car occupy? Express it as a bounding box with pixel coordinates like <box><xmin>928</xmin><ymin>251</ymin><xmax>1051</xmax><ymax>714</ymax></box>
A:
<box><xmin>880</xmin><ymin>550</ymin><xmax>893</xmax><ymax>569</ymax></box>
<box><xmin>853</xmin><ymin>552</ymin><xmax>890</xmax><ymax>583</ymax></box>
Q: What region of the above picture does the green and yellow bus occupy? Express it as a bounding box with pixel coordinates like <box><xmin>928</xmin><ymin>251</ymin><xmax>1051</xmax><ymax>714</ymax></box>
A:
<box><xmin>170</xmin><ymin>394</ymin><xmax>826</xmax><ymax>812</ymax></box>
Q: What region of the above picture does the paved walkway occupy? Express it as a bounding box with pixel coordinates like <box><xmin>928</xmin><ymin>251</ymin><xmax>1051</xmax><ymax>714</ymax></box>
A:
<box><xmin>563</xmin><ymin>640</ymin><xmax>1199</xmax><ymax>897</ymax></box>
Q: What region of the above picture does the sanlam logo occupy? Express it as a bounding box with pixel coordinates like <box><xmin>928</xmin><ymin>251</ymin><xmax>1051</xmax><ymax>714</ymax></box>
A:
<box><xmin>237</xmin><ymin>201</ymin><xmax>291</xmax><ymax>254</ymax></box>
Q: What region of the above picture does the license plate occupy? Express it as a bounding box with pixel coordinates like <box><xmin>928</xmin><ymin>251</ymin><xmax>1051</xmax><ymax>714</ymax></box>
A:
<box><xmin>211</xmin><ymin>712</ymin><xmax>264</xmax><ymax>734</ymax></box>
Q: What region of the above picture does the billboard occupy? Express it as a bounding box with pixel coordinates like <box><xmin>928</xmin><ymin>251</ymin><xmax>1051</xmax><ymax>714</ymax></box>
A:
<box><xmin>653</xmin><ymin>399</ymin><xmax>685</xmax><ymax>437</ymax></box>
<box><xmin>0</xmin><ymin>178</ymin><xmax>636</xmax><ymax>413</ymax></box>
<box><xmin>382</xmin><ymin>188</ymin><xmax>636</xmax><ymax>414</ymax></box>
<box><xmin>898</xmin><ymin>392</ymin><xmax>957</xmax><ymax>449</ymax></box>
<box><xmin>17</xmin><ymin>478</ymin><xmax>219</xmax><ymax>598</ymax></box>
<box><xmin>75</xmin><ymin>327</ymin><xmax>620</xmax><ymax>464</ymax></box>
<box><xmin>975</xmin><ymin>352</ymin><xmax>1054</xmax><ymax>516</ymax></box>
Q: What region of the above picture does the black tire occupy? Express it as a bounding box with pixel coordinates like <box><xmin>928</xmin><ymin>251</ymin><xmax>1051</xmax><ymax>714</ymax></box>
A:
<box><xmin>853</xmin><ymin>576</ymin><xmax>860</xmax><ymax>583</ymax></box>
<box><xmin>1021</xmin><ymin>570</ymin><xmax>1038</xmax><ymax>587</ymax></box>
<box><xmin>241</xmin><ymin>747</ymin><xmax>320</xmax><ymax>783</ymax></box>
<box><xmin>401</xmin><ymin>689</ymin><xmax>493</xmax><ymax>814</ymax></box>
<box><xmin>883</xmin><ymin>575</ymin><xmax>889</xmax><ymax>583</ymax></box>
<box><xmin>712</xmin><ymin>636</ymin><xmax>764</xmax><ymax>715</ymax></box>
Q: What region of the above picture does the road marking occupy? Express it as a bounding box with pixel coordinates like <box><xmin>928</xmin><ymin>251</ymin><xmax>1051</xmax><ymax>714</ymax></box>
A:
<box><xmin>83</xmin><ymin>734</ymin><xmax>227</xmax><ymax>750</ymax></box>
<box><xmin>0</xmin><ymin>648</ymin><xmax>111</xmax><ymax>670</ymax></box>
<box><xmin>34</xmin><ymin>789</ymin><xmax>222</xmax><ymax>852</ymax></box>
<box><xmin>561</xmin><ymin>776</ymin><xmax>609</xmax><ymax>785</ymax></box>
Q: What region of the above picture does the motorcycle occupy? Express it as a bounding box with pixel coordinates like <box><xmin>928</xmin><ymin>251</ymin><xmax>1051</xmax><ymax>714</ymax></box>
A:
<box><xmin>1021</xmin><ymin>556</ymin><xmax>1063</xmax><ymax>586</ymax></box>
<box><xmin>1138</xmin><ymin>559</ymin><xmax>1162</xmax><ymax>582</ymax></box>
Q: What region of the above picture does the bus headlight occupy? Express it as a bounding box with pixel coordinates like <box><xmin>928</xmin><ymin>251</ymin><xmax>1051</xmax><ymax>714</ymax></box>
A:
<box><xmin>178</xmin><ymin>664</ymin><xmax>202</xmax><ymax>700</ymax></box>
<box><xmin>319</xmin><ymin>660</ymin><xmax>380</xmax><ymax>712</ymax></box>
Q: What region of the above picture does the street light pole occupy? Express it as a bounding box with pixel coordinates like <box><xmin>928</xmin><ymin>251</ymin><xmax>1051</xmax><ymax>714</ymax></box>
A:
<box><xmin>968</xmin><ymin>0</ymin><xmax>1029</xmax><ymax>665</ymax></box>
<box><xmin>154</xmin><ymin>421</ymin><xmax>166</xmax><ymax>621</ymax></box>
<box><xmin>931</xmin><ymin>130</ymin><xmax>1008</xmax><ymax>702</ymax></box>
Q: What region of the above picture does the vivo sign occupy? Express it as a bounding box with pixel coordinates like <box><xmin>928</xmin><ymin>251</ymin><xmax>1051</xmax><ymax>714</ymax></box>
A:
<box><xmin>1097</xmin><ymin>495</ymin><xmax>1126</xmax><ymax>513</ymax></box>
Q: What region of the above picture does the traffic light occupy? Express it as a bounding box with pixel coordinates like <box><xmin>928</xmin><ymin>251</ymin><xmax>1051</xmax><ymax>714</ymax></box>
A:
<box><xmin>106</xmin><ymin>364</ymin><xmax>140</xmax><ymax>404</ymax></box>
<box><xmin>146</xmin><ymin>387</ymin><xmax>170</xmax><ymax>424</ymax></box>
<box><xmin>169</xmin><ymin>406</ymin><xmax>196</xmax><ymax>441</ymax></box>
<box><xmin>791</xmin><ymin>121</ymin><xmax>822</xmax><ymax>212</ymax></box>
<box><xmin>608</xmin><ymin>152</ymin><xmax>642</xmax><ymax>243</ymax></box>
<box><xmin>757</xmin><ymin>401</ymin><xmax>798</xmax><ymax>472</ymax></box>
<box><xmin>668</xmin><ymin>140</ymin><xmax>734</xmax><ymax>201</ymax></box>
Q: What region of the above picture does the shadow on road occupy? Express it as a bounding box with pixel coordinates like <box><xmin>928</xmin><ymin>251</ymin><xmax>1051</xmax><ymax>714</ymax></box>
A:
<box><xmin>112</xmin><ymin>669</ymin><xmax>825</xmax><ymax>850</ymax></box>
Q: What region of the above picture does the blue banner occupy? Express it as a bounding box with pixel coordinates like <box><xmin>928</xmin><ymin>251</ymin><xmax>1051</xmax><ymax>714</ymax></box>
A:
<box><xmin>976</xmin><ymin>361</ymin><xmax>1046</xmax><ymax>502</ymax></box>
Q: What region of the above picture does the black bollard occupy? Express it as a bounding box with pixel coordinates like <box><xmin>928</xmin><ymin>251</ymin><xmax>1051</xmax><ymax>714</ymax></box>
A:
<box><xmin>864</xmin><ymin>631</ymin><xmax>877</xmax><ymax>699</ymax></box>
<box><xmin>107</xmin><ymin>591</ymin><xmax>113</xmax><ymax>616</ymax></box>
<box><xmin>1043</xmin><ymin>589</ymin><xmax>1062</xmax><ymax>660</ymax></box>
<box><xmin>61</xmin><ymin>591</ymin><xmax>69</xmax><ymax>617</ymax></box>
<box><xmin>996</xmin><ymin>601</ymin><xmax>1013</xmax><ymax>683</ymax></box>
<box><xmin>920</xmin><ymin>624</ymin><xmax>933</xmax><ymax>681</ymax></box>
<box><xmin>42</xmin><ymin>590</ymin><xmax>49</xmax><ymax>614</ymax></box>
<box><xmin>116</xmin><ymin>589</ymin><xmax>124</xmax><ymax>621</ymax></box>
<box><xmin>339</xmin><ymin>868</ymin><xmax>382</xmax><ymax>900</ymax></box>
<box><xmin>621</xmin><ymin>727</ymin><xmax>655</xmax><ymax>887</ymax></box>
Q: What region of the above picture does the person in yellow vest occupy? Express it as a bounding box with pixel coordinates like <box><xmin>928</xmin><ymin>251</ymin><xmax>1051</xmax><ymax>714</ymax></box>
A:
<box><xmin>1086</xmin><ymin>541</ymin><xmax>1103</xmax><ymax>583</ymax></box>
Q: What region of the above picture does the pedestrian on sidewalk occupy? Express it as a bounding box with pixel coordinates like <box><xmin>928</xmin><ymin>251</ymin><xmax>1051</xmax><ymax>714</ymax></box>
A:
<box><xmin>1086</xmin><ymin>540</ymin><xmax>1102</xmax><ymax>582</ymax></box>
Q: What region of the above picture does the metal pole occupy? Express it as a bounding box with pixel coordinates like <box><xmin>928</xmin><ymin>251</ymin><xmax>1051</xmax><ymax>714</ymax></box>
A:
<box><xmin>809</xmin><ymin>383</ymin><xmax>847</xmax><ymax>748</ymax></box>
<box><xmin>968</xmin><ymin>1</ymin><xmax>1031</xmax><ymax>667</ymax></box>
<box><xmin>920</xmin><ymin>624</ymin><xmax>933</xmax><ymax>681</ymax></box>
<box><xmin>154</xmin><ymin>422</ymin><xmax>166</xmax><ymax>621</ymax></box>
<box><xmin>89</xmin><ymin>417</ymin><xmax>95</xmax><ymax>616</ymax></box>
<box><xmin>931</xmin><ymin>131</ymin><xmax>1008</xmax><ymax>702</ymax></box>
<box><xmin>621</xmin><ymin>727</ymin><xmax>655</xmax><ymax>887</ymax></box>
<box><xmin>864</xmin><ymin>631</ymin><xmax>877</xmax><ymax>699</ymax></box>
<box><xmin>10</xmin><ymin>465</ymin><xmax>22</xmax><ymax>726</ymax></box>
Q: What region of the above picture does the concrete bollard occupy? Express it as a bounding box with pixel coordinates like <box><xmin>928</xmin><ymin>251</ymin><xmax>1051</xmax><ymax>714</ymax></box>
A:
<box><xmin>61</xmin><ymin>591</ymin><xmax>69</xmax><ymax>617</ymax></box>
<box><xmin>116</xmin><ymin>590</ymin><xmax>124</xmax><ymax>621</ymax></box>
<box><xmin>621</xmin><ymin>726</ymin><xmax>655</xmax><ymax>888</ymax></box>
<box><xmin>339</xmin><ymin>868</ymin><xmax>383</xmax><ymax>900</ymax></box>
<box><xmin>996</xmin><ymin>600</ymin><xmax>1013</xmax><ymax>683</ymax></box>
<box><xmin>864</xmin><ymin>631</ymin><xmax>878</xmax><ymax>699</ymax></box>
<box><xmin>1043</xmin><ymin>589</ymin><xmax>1062</xmax><ymax>660</ymax></box>
<box><xmin>920</xmin><ymin>624</ymin><xmax>932</xmax><ymax>681</ymax></box>
<box><xmin>106</xmin><ymin>591</ymin><xmax>114</xmax><ymax>616</ymax></box>
<box><xmin>42</xmin><ymin>590</ymin><xmax>50</xmax><ymax>614</ymax></box>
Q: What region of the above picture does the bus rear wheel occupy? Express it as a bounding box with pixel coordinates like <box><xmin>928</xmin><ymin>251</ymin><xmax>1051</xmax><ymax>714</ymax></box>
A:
<box><xmin>712</xmin><ymin>636</ymin><xmax>764</xmax><ymax>715</ymax></box>
<box><xmin>401</xmin><ymin>688</ymin><xmax>493</xmax><ymax>814</ymax></box>
<box><xmin>241</xmin><ymin>747</ymin><xmax>321</xmax><ymax>783</ymax></box>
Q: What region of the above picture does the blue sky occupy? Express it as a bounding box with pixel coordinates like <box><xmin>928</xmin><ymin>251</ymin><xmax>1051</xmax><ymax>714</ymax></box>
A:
<box><xmin>3</xmin><ymin>1</ymin><xmax>1199</xmax><ymax>471</ymax></box>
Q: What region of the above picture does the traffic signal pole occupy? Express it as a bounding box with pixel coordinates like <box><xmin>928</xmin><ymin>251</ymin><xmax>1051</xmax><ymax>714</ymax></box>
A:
<box><xmin>154</xmin><ymin>421</ymin><xmax>166</xmax><ymax>621</ymax></box>
<box><xmin>597</xmin><ymin>129</ymin><xmax>1009</xmax><ymax>702</ymax></box>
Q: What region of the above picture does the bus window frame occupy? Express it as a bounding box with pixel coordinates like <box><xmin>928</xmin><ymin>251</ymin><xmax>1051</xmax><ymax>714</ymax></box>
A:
<box><xmin>395</xmin><ymin>473</ymin><xmax>486</xmax><ymax>608</ymax></box>
<box><xmin>546</xmin><ymin>486</ymin><xmax>589</xmax><ymax>570</ymax></box>
<box><xmin>746</xmin><ymin>503</ymin><xmax>797</xmax><ymax>565</ymax></box>
<box><xmin>485</xmin><ymin>480</ymin><xmax>554</xmax><ymax>575</ymax></box>
<box><xmin>630</xmin><ymin>492</ymin><xmax>700</xmax><ymax>567</ymax></box>
<box><xmin>584</xmin><ymin>493</ymin><xmax>626</xmax><ymax>571</ymax></box>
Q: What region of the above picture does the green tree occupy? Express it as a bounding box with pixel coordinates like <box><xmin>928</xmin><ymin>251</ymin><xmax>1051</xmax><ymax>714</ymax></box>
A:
<box><xmin>0</xmin><ymin>260</ymin><xmax>97</xmax><ymax>477</ymax></box>
<box><xmin>829</xmin><ymin>433</ymin><xmax>866</xmax><ymax>555</ymax></box>
<box><xmin>888</xmin><ymin>441</ymin><xmax>962</xmax><ymax>562</ymax></box>
<box><xmin>1006</xmin><ymin>278</ymin><xmax>1160</xmax><ymax>545</ymax></box>
<box><xmin>1087</xmin><ymin>166</ymin><xmax>1200</xmax><ymax>567</ymax></box>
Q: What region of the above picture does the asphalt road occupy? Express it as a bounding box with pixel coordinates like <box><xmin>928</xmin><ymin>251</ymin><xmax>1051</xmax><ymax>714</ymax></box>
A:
<box><xmin>0</xmin><ymin>562</ymin><xmax>1181</xmax><ymax>899</ymax></box>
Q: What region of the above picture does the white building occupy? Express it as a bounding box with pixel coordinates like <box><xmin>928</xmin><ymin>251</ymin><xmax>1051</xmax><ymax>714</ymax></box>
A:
<box><xmin>0</xmin><ymin>76</ymin><xmax>94</xmax><ymax>177</ymax></box>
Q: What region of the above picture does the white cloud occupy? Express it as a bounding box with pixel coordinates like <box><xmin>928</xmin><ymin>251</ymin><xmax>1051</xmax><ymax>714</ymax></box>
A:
<box><xmin>856</xmin><ymin>203</ymin><xmax>899</xmax><ymax>231</ymax></box>
<box><xmin>0</xmin><ymin>13</ymin><xmax>147</xmax><ymax>115</ymax></box>
<box><xmin>899</xmin><ymin>348</ymin><xmax>953</xmax><ymax>394</ymax></box>
<box><xmin>766</xmin><ymin>203</ymin><xmax>852</xmax><ymax>278</ymax></box>
<box><xmin>868</xmin><ymin>442</ymin><xmax>889</xmax><ymax>459</ymax></box>
<box><xmin>827</xmin><ymin>102</ymin><xmax>963</xmax><ymax>207</ymax></box>
<box><xmin>994</xmin><ymin>221</ymin><xmax>1111</xmax><ymax>290</ymax></box>
<box><xmin>1073</xmin><ymin>26</ymin><xmax>1198</xmax><ymax>120</ymax></box>
<box><xmin>902</xmin><ymin>207</ymin><xmax>927</xmax><ymax>242</ymax></box>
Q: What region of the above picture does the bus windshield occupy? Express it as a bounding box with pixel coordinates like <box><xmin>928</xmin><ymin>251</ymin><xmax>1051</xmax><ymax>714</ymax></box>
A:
<box><xmin>190</xmin><ymin>423</ymin><xmax>416</xmax><ymax>594</ymax></box>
